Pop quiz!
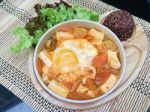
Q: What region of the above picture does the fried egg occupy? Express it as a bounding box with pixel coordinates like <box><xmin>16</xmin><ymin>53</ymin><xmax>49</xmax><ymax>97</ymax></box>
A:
<box><xmin>52</xmin><ymin>39</ymin><xmax>98</xmax><ymax>73</ymax></box>
<box><xmin>62</xmin><ymin>39</ymin><xmax>98</xmax><ymax>64</ymax></box>
<box><xmin>53</xmin><ymin>48</ymin><xmax>79</xmax><ymax>73</ymax></box>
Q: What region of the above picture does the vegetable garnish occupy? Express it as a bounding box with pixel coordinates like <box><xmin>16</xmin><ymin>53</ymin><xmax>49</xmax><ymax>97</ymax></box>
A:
<box><xmin>11</xmin><ymin>27</ymin><xmax>33</xmax><ymax>53</ymax></box>
<box><xmin>11</xmin><ymin>2</ymin><xmax>100</xmax><ymax>53</ymax></box>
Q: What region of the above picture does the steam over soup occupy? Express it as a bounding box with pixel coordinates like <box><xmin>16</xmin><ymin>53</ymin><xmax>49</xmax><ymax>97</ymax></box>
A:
<box><xmin>37</xmin><ymin>26</ymin><xmax>121</xmax><ymax>100</ymax></box>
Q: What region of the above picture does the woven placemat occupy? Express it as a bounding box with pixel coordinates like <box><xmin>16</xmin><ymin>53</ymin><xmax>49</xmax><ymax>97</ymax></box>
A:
<box><xmin>0</xmin><ymin>0</ymin><xmax>150</xmax><ymax>112</ymax></box>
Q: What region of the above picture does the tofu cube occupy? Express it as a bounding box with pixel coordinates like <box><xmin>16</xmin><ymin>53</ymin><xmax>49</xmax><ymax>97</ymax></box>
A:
<box><xmin>39</xmin><ymin>50</ymin><xmax>52</xmax><ymax>68</ymax></box>
<box><xmin>87</xmin><ymin>29</ymin><xmax>104</xmax><ymax>40</ymax></box>
<box><xmin>42</xmin><ymin>73</ymin><xmax>49</xmax><ymax>84</ymax></box>
<box><xmin>87</xmin><ymin>90</ymin><xmax>96</xmax><ymax>97</ymax></box>
<box><xmin>42</xmin><ymin>65</ymin><xmax>49</xmax><ymax>74</ymax></box>
<box><xmin>48</xmin><ymin>80</ymin><xmax>69</xmax><ymax>97</ymax></box>
<box><xmin>107</xmin><ymin>50</ymin><xmax>121</xmax><ymax>69</ymax></box>
<box><xmin>77</xmin><ymin>84</ymin><xmax>89</xmax><ymax>93</ymax></box>
<box><xmin>99</xmin><ymin>74</ymin><xmax>117</xmax><ymax>93</ymax></box>
<box><xmin>56</xmin><ymin>32</ymin><xmax>74</xmax><ymax>40</ymax></box>
<box><xmin>91</xmin><ymin>40</ymin><xmax>102</xmax><ymax>47</ymax></box>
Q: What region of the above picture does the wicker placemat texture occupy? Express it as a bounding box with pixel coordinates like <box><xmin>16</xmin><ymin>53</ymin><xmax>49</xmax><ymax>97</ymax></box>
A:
<box><xmin>0</xmin><ymin>0</ymin><xmax>150</xmax><ymax>112</ymax></box>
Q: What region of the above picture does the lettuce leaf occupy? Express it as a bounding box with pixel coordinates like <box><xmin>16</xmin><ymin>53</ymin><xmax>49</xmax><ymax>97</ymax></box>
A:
<box><xmin>11</xmin><ymin>27</ymin><xmax>44</xmax><ymax>53</ymax></box>
<box><xmin>11</xmin><ymin>27</ymin><xmax>33</xmax><ymax>53</ymax></box>
<box><xmin>73</xmin><ymin>5</ymin><xmax>99</xmax><ymax>21</ymax></box>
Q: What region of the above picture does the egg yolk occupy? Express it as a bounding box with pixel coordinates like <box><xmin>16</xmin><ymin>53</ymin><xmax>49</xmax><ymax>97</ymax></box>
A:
<box><xmin>54</xmin><ymin>48</ymin><xmax>79</xmax><ymax>73</ymax></box>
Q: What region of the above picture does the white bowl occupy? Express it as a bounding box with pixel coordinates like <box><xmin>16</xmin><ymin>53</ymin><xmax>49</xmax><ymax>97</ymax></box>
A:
<box><xmin>33</xmin><ymin>20</ymin><xmax>126</xmax><ymax>104</ymax></box>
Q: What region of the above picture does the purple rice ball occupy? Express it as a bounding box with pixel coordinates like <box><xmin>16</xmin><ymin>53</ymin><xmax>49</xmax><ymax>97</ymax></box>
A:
<box><xmin>103</xmin><ymin>10</ymin><xmax>135</xmax><ymax>41</ymax></box>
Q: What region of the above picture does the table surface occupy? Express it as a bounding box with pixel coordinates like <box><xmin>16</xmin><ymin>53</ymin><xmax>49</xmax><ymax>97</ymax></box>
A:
<box><xmin>102</xmin><ymin>0</ymin><xmax>150</xmax><ymax>22</ymax></box>
<box><xmin>0</xmin><ymin>0</ymin><xmax>150</xmax><ymax>112</ymax></box>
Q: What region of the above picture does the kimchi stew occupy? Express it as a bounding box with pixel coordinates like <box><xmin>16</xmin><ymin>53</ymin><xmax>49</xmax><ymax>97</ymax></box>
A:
<box><xmin>37</xmin><ymin>26</ymin><xmax>121</xmax><ymax>100</ymax></box>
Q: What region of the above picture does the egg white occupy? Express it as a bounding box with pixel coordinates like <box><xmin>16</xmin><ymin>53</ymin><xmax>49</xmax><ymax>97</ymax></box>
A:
<box><xmin>61</xmin><ymin>39</ymin><xmax>98</xmax><ymax>65</ymax></box>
